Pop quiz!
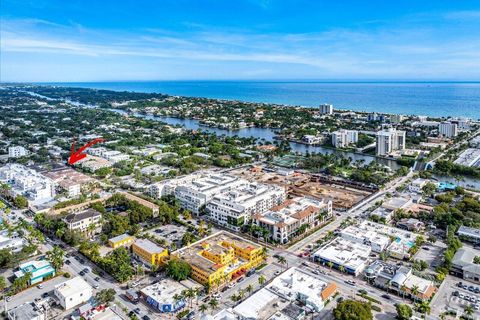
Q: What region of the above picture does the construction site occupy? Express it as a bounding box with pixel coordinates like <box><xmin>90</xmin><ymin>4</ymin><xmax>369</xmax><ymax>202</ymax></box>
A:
<box><xmin>229</xmin><ymin>166</ymin><xmax>374</xmax><ymax>209</ymax></box>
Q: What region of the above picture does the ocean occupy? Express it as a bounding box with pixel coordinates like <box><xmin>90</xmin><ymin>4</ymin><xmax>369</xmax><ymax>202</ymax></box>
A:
<box><xmin>45</xmin><ymin>81</ymin><xmax>480</xmax><ymax>119</ymax></box>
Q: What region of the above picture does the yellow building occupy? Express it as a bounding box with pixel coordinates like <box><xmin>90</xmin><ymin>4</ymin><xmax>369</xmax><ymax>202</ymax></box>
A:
<box><xmin>172</xmin><ymin>231</ymin><xmax>265</xmax><ymax>289</ymax></box>
<box><xmin>108</xmin><ymin>233</ymin><xmax>135</xmax><ymax>248</ymax></box>
<box><xmin>132</xmin><ymin>239</ymin><xmax>168</xmax><ymax>268</ymax></box>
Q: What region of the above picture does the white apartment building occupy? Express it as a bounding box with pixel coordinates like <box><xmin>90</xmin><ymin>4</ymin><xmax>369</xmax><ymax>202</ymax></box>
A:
<box><xmin>340</xmin><ymin>225</ymin><xmax>391</xmax><ymax>252</ymax></box>
<box><xmin>331</xmin><ymin>129</ymin><xmax>358</xmax><ymax>148</ymax></box>
<box><xmin>0</xmin><ymin>164</ymin><xmax>55</xmax><ymax>203</ymax></box>
<box><xmin>207</xmin><ymin>183</ymin><xmax>286</xmax><ymax>231</ymax></box>
<box><xmin>439</xmin><ymin>121</ymin><xmax>458</xmax><ymax>138</ymax></box>
<box><xmin>319</xmin><ymin>104</ymin><xmax>333</xmax><ymax>115</ymax></box>
<box><xmin>8</xmin><ymin>146</ymin><xmax>28</xmax><ymax>158</ymax></box>
<box><xmin>63</xmin><ymin>208</ymin><xmax>102</xmax><ymax>235</ymax></box>
<box><xmin>376</xmin><ymin>128</ymin><xmax>406</xmax><ymax>156</ymax></box>
<box><xmin>54</xmin><ymin>276</ymin><xmax>92</xmax><ymax>310</ymax></box>
<box><xmin>174</xmin><ymin>173</ymin><xmax>247</xmax><ymax>214</ymax></box>
<box><xmin>148</xmin><ymin>173</ymin><xmax>204</xmax><ymax>199</ymax></box>
<box><xmin>252</xmin><ymin>197</ymin><xmax>332</xmax><ymax>243</ymax></box>
<box><xmin>86</xmin><ymin>147</ymin><xmax>129</xmax><ymax>163</ymax></box>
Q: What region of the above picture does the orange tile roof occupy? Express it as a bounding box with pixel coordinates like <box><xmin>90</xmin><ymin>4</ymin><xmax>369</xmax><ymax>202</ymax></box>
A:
<box><xmin>320</xmin><ymin>282</ymin><xmax>337</xmax><ymax>300</ymax></box>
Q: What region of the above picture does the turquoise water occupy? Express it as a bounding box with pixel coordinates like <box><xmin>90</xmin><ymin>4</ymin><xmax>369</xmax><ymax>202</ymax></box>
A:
<box><xmin>44</xmin><ymin>81</ymin><xmax>480</xmax><ymax>119</ymax></box>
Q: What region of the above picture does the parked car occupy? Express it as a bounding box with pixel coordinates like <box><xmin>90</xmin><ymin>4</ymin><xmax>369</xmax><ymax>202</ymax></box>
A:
<box><xmin>41</xmin><ymin>292</ymin><xmax>49</xmax><ymax>298</ymax></box>
<box><xmin>95</xmin><ymin>276</ymin><xmax>100</xmax><ymax>281</ymax></box>
<box><xmin>37</xmin><ymin>284</ymin><xmax>44</xmax><ymax>289</ymax></box>
<box><xmin>65</xmin><ymin>259</ymin><xmax>71</xmax><ymax>265</ymax></box>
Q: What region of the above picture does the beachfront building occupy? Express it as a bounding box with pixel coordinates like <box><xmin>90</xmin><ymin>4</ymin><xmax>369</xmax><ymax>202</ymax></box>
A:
<box><xmin>206</xmin><ymin>182</ymin><xmax>286</xmax><ymax>232</ymax></box>
<box><xmin>54</xmin><ymin>276</ymin><xmax>93</xmax><ymax>310</ymax></box>
<box><xmin>132</xmin><ymin>239</ymin><xmax>169</xmax><ymax>268</ymax></box>
<box><xmin>63</xmin><ymin>208</ymin><xmax>102</xmax><ymax>237</ymax></box>
<box><xmin>108</xmin><ymin>233</ymin><xmax>135</xmax><ymax>248</ymax></box>
<box><xmin>439</xmin><ymin>121</ymin><xmax>458</xmax><ymax>138</ymax></box>
<box><xmin>8</xmin><ymin>146</ymin><xmax>28</xmax><ymax>158</ymax></box>
<box><xmin>0</xmin><ymin>164</ymin><xmax>55</xmax><ymax>204</ymax></box>
<box><xmin>376</xmin><ymin>128</ymin><xmax>406</xmax><ymax>156</ymax></box>
<box><xmin>331</xmin><ymin>129</ymin><xmax>358</xmax><ymax>148</ymax></box>
<box><xmin>252</xmin><ymin>197</ymin><xmax>332</xmax><ymax>244</ymax></box>
<box><xmin>172</xmin><ymin>231</ymin><xmax>264</xmax><ymax>289</ymax></box>
<box><xmin>312</xmin><ymin>238</ymin><xmax>371</xmax><ymax>276</ymax></box>
<box><xmin>319</xmin><ymin>104</ymin><xmax>333</xmax><ymax>115</ymax></box>
<box><xmin>14</xmin><ymin>260</ymin><xmax>56</xmax><ymax>285</ymax></box>
<box><xmin>174</xmin><ymin>173</ymin><xmax>247</xmax><ymax>214</ymax></box>
<box><xmin>140</xmin><ymin>279</ymin><xmax>187</xmax><ymax>313</ymax></box>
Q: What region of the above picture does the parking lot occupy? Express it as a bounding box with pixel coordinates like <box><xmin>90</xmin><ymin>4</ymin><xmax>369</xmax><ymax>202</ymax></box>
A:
<box><xmin>430</xmin><ymin>275</ymin><xmax>480</xmax><ymax>319</ymax></box>
<box><xmin>414</xmin><ymin>240</ymin><xmax>446</xmax><ymax>270</ymax></box>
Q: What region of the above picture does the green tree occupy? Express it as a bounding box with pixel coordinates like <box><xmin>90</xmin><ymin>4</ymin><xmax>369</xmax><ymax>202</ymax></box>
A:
<box><xmin>14</xmin><ymin>195</ymin><xmax>28</xmax><ymax>208</ymax></box>
<box><xmin>95</xmin><ymin>288</ymin><xmax>116</xmax><ymax>305</ymax></box>
<box><xmin>396</xmin><ymin>304</ymin><xmax>413</xmax><ymax>320</ymax></box>
<box><xmin>208</xmin><ymin>297</ymin><xmax>219</xmax><ymax>311</ymax></box>
<box><xmin>46</xmin><ymin>246</ymin><xmax>65</xmax><ymax>271</ymax></box>
<box><xmin>333</xmin><ymin>300</ymin><xmax>373</xmax><ymax>320</ymax></box>
<box><xmin>258</xmin><ymin>275</ymin><xmax>266</xmax><ymax>286</ymax></box>
<box><xmin>166</xmin><ymin>259</ymin><xmax>192</xmax><ymax>281</ymax></box>
<box><xmin>0</xmin><ymin>276</ymin><xmax>6</xmax><ymax>292</ymax></box>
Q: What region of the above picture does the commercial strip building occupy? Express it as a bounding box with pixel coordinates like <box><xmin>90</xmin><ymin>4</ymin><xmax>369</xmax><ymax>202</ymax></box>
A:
<box><xmin>439</xmin><ymin>121</ymin><xmax>458</xmax><ymax>138</ymax></box>
<box><xmin>457</xmin><ymin>225</ymin><xmax>480</xmax><ymax>244</ymax></box>
<box><xmin>453</xmin><ymin>148</ymin><xmax>480</xmax><ymax>167</ymax></box>
<box><xmin>172</xmin><ymin>231</ymin><xmax>264</xmax><ymax>288</ymax></box>
<box><xmin>63</xmin><ymin>208</ymin><xmax>102</xmax><ymax>236</ymax></box>
<box><xmin>312</xmin><ymin>237</ymin><xmax>371</xmax><ymax>276</ymax></box>
<box><xmin>54</xmin><ymin>276</ymin><xmax>93</xmax><ymax>310</ymax></box>
<box><xmin>451</xmin><ymin>247</ymin><xmax>480</xmax><ymax>284</ymax></box>
<box><xmin>140</xmin><ymin>279</ymin><xmax>189</xmax><ymax>313</ymax></box>
<box><xmin>331</xmin><ymin>129</ymin><xmax>359</xmax><ymax>148</ymax></box>
<box><xmin>14</xmin><ymin>260</ymin><xmax>56</xmax><ymax>285</ymax></box>
<box><xmin>376</xmin><ymin>128</ymin><xmax>406</xmax><ymax>156</ymax></box>
<box><xmin>364</xmin><ymin>261</ymin><xmax>436</xmax><ymax>301</ymax></box>
<box><xmin>0</xmin><ymin>163</ymin><xmax>55</xmax><ymax>204</ymax></box>
<box><xmin>232</xmin><ymin>267</ymin><xmax>337</xmax><ymax>318</ymax></box>
<box><xmin>206</xmin><ymin>182</ymin><xmax>286</xmax><ymax>231</ymax></box>
<box><xmin>7</xmin><ymin>302</ymin><xmax>46</xmax><ymax>320</ymax></box>
<box><xmin>0</xmin><ymin>230</ymin><xmax>25</xmax><ymax>253</ymax></box>
<box><xmin>108</xmin><ymin>233</ymin><xmax>135</xmax><ymax>248</ymax></box>
<box><xmin>132</xmin><ymin>238</ymin><xmax>169</xmax><ymax>268</ymax></box>
<box><xmin>252</xmin><ymin>196</ymin><xmax>332</xmax><ymax>244</ymax></box>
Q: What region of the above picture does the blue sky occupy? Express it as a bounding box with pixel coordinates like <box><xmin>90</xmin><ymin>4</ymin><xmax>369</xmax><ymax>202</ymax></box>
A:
<box><xmin>1</xmin><ymin>0</ymin><xmax>480</xmax><ymax>82</ymax></box>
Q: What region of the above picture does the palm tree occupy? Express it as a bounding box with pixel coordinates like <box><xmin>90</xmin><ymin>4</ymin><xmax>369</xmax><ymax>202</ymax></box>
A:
<box><xmin>416</xmin><ymin>300</ymin><xmax>431</xmax><ymax>315</ymax></box>
<box><xmin>400</xmin><ymin>284</ymin><xmax>407</xmax><ymax>300</ymax></box>
<box><xmin>173</xmin><ymin>293</ymin><xmax>183</xmax><ymax>307</ymax></box>
<box><xmin>246</xmin><ymin>284</ymin><xmax>253</xmax><ymax>295</ymax></box>
<box><xmin>464</xmin><ymin>305</ymin><xmax>474</xmax><ymax>317</ymax></box>
<box><xmin>277</xmin><ymin>256</ymin><xmax>287</xmax><ymax>271</ymax></box>
<box><xmin>208</xmin><ymin>298</ymin><xmax>218</xmax><ymax>311</ymax></box>
<box><xmin>338</xmin><ymin>265</ymin><xmax>346</xmax><ymax>273</ymax></box>
<box><xmin>258</xmin><ymin>275</ymin><xmax>266</xmax><ymax>286</ymax></box>
<box><xmin>411</xmin><ymin>285</ymin><xmax>419</xmax><ymax>301</ymax></box>
<box><xmin>238</xmin><ymin>289</ymin><xmax>245</xmax><ymax>300</ymax></box>
<box><xmin>199</xmin><ymin>303</ymin><xmax>208</xmax><ymax>314</ymax></box>
<box><xmin>327</xmin><ymin>261</ymin><xmax>334</xmax><ymax>270</ymax></box>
